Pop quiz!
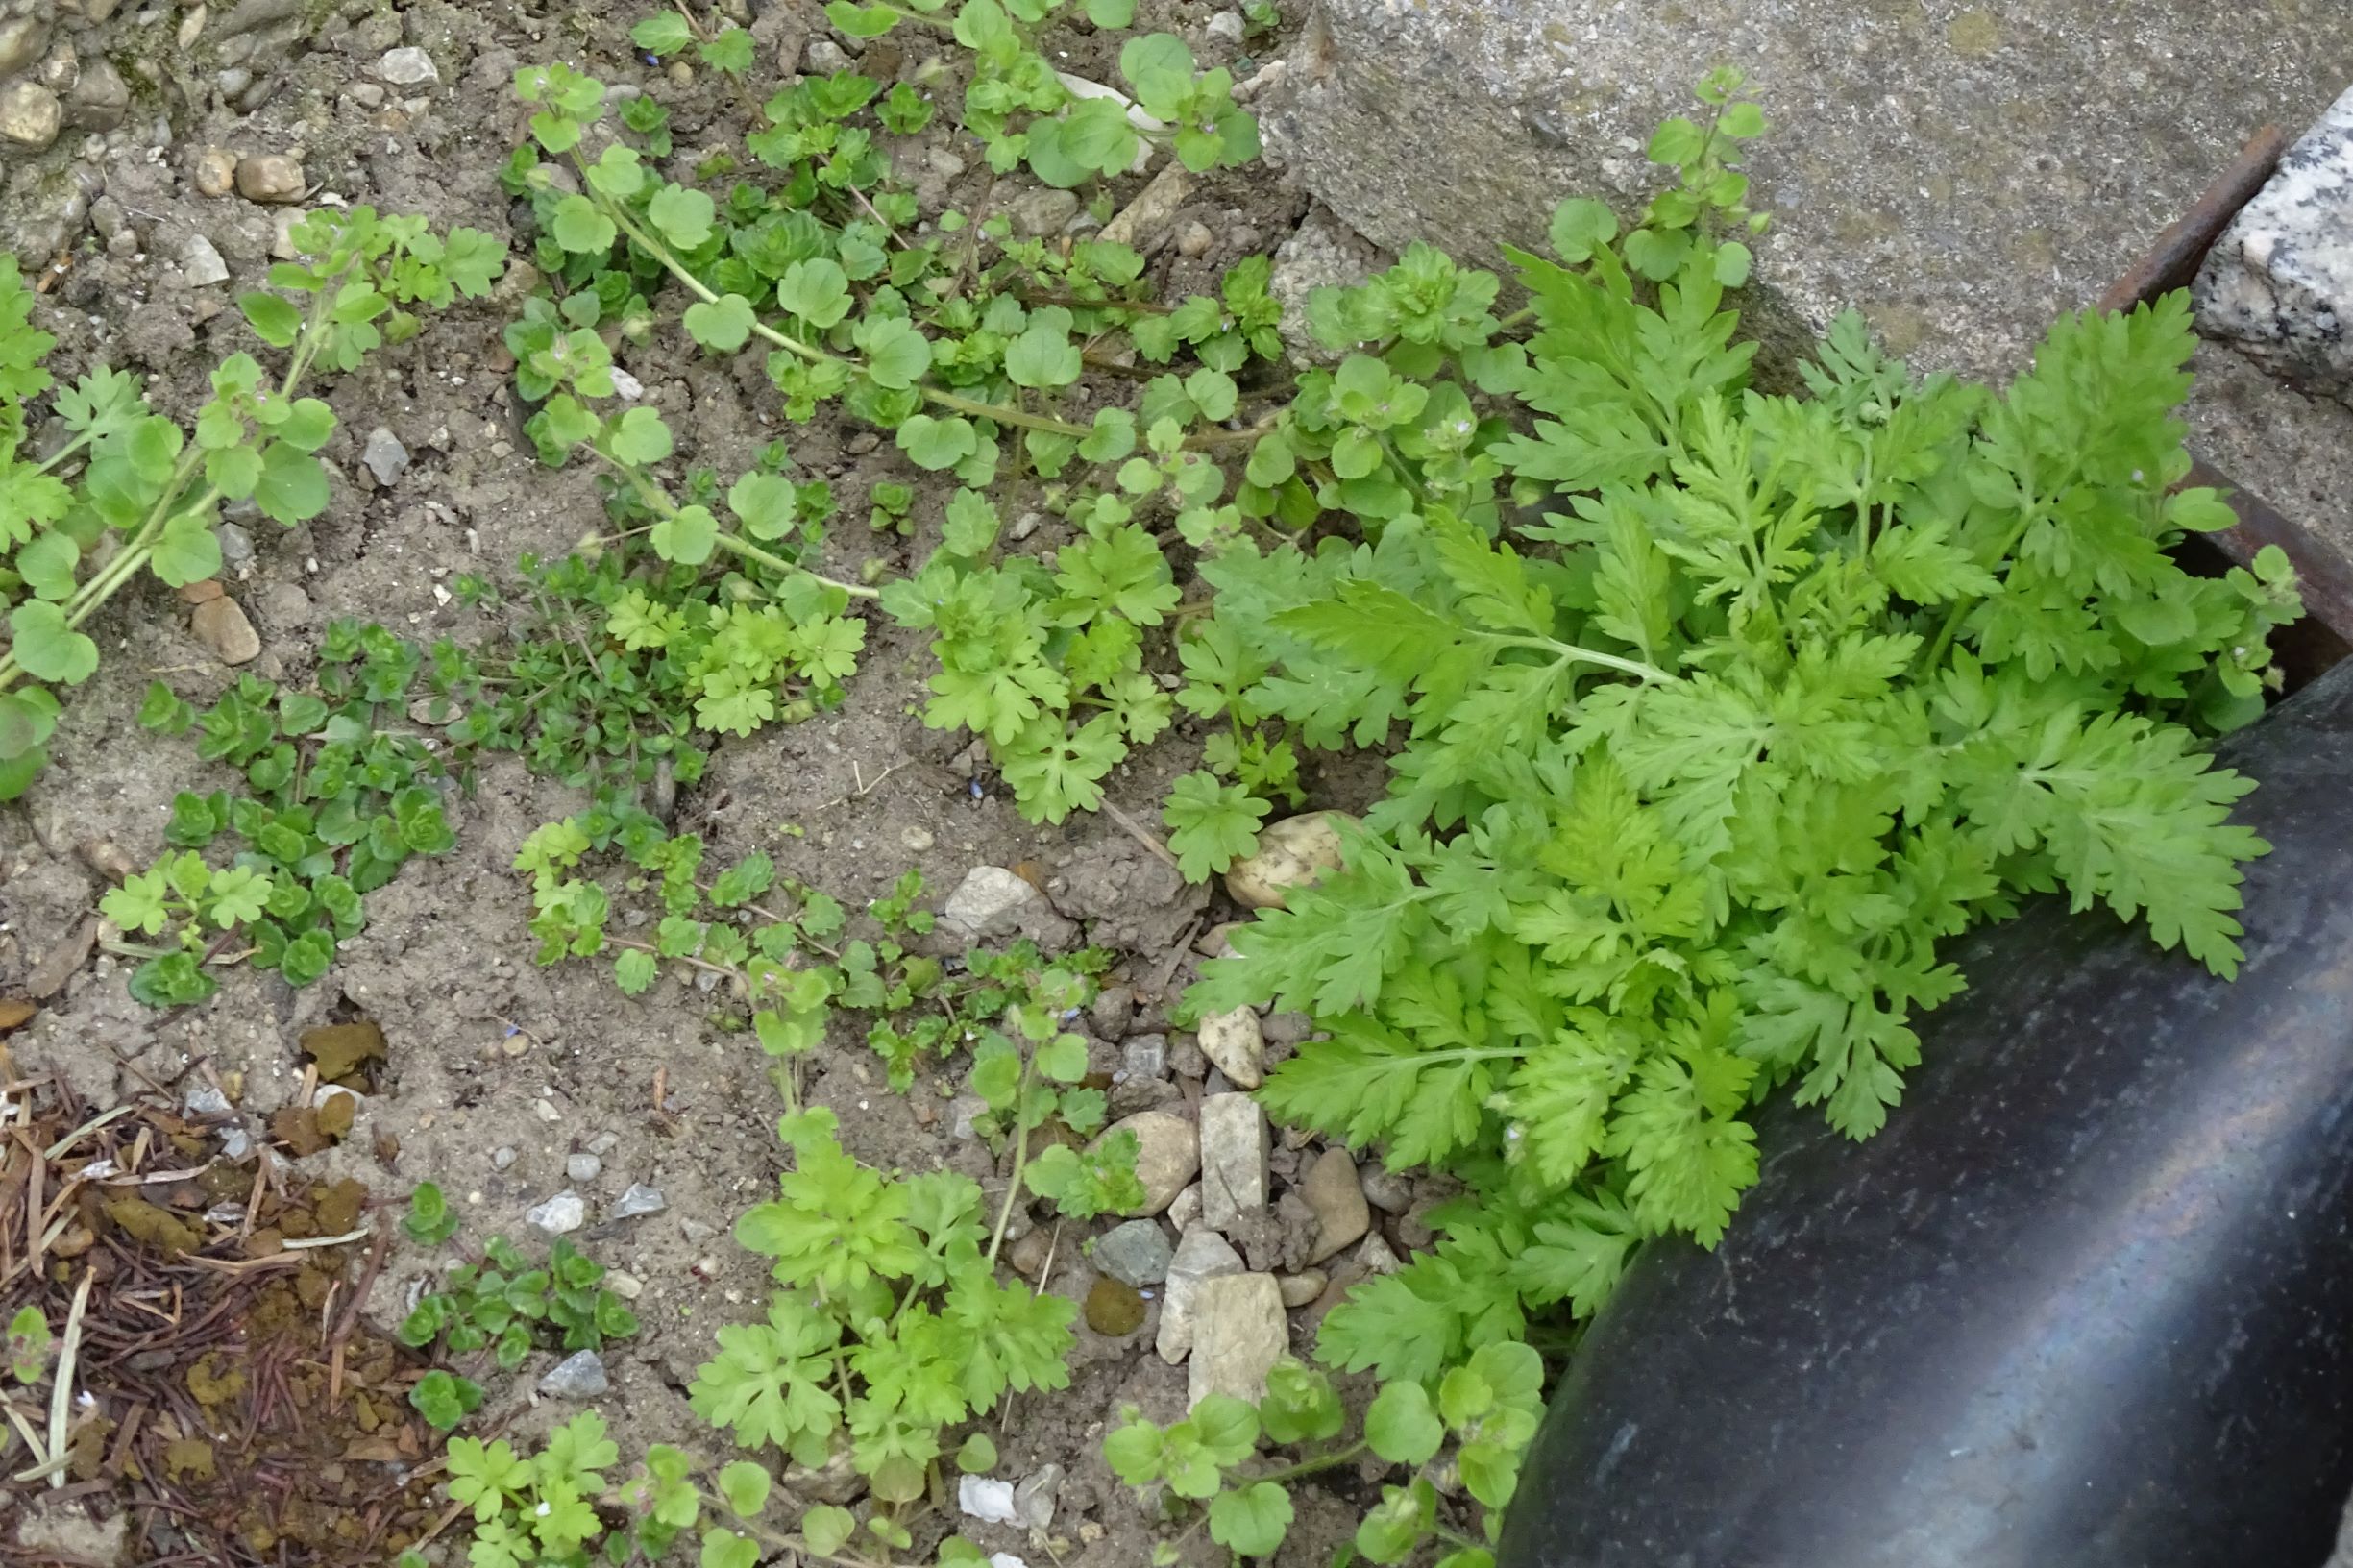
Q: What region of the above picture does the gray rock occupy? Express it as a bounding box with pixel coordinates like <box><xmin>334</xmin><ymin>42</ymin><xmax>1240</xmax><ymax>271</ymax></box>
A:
<box><xmin>1300</xmin><ymin>1146</ymin><xmax>1370</xmax><ymax>1262</ymax></box>
<box><xmin>185</xmin><ymin>1086</ymin><xmax>233</xmax><ymax>1115</ymax></box>
<box><xmin>1089</xmin><ymin>983</ymin><xmax>1136</xmax><ymax>1039</ymax></box>
<box><xmin>0</xmin><ymin>80</ymin><xmax>58</xmax><ymax>149</ymax></box>
<box><xmin>1261</xmin><ymin>0</ymin><xmax>2352</xmax><ymax>386</ymax></box>
<box><xmin>1359</xmin><ymin>1163</ymin><xmax>1412</xmax><ymax>1213</ymax></box>
<box><xmin>217</xmin><ymin>522</ymin><xmax>255</xmax><ymax>569</ymax></box>
<box><xmin>1008</xmin><ymin>187</ymin><xmax>1081</xmax><ymax>238</ymax></box>
<box><xmin>1013</xmin><ymin>1463</ymin><xmax>1062</xmax><ymax>1531</ymax></box>
<box><xmin>1166</xmin><ymin>1183</ymin><xmax>1202</xmax><ymax>1237</ymax></box>
<box><xmin>2196</xmin><ymin>86</ymin><xmax>2353</xmax><ymax>406</ymax></box>
<box><xmin>1198</xmin><ymin>1093</ymin><xmax>1267</xmax><ymax>1231</ymax></box>
<box><xmin>1156</xmin><ymin>1226</ymin><xmax>1244</xmax><ymax>1363</ymax></box>
<box><xmin>1357</xmin><ymin>1232</ymin><xmax>1401</xmax><ymax>1275</ymax></box>
<box><xmin>948</xmin><ymin>1093</ymin><xmax>987</xmax><ymax>1139</ymax></box>
<box><xmin>1187</xmin><ymin>1273</ymin><xmax>1287</xmax><ymax>1409</ymax></box>
<box><xmin>805</xmin><ymin>38</ymin><xmax>853</xmax><ymax>74</ymax></box>
<box><xmin>565</xmin><ymin>1152</ymin><xmax>602</xmax><ymax>1185</ymax></box>
<box><xmin>524</xmin><ymin>1190</ymin><xmax>586</xmax><ymax>1235</ymax></box>
<box><xmin>215</xmin><ymin>0</ymin><xmax>305</xmax><ymax>40</ymax></box>
<box><xmin>1204</xmin><ymin>10</ymin><xmax>1244</xmax><ymax>43</ymax></box>
<box><xmin>1119</xmin><ymin>1035</ymin><xmax>1166</xmax><ymax>1081</ymax></box>
<box><xmin>0</xmin><ymin>15</ymin><xmax>49</xmax><ymax>79</ymax></box>
<box><xmin>1093</xmin><ymin>1218</ymin><xmax>1174</xmax><ymax>1286</ymax></box>
<box><xmin>1278</xmin><ymin>1268</ymin><xmax>1327</xmax><ymax>1307</ymax></box>
<box><xmin>233</xmin><ymin>153</ymin><xmax>305</xmax><ymax>205</ymax></box>
<box><xmin>610</xmin><ymin>1184</ymin><xmax>668</xmax><ymax>1219</ymax></box>
<box><xmin>179</xmin><ymin>233</ymin><xmax>230</xmax><ymax>288</ymax></box>
<box><xmin>1106</xmin><ymin>1110</ymin><xmax>1198</xmax><ymax>1216</ymax></box>
<box><xmin>491</xmin><ymin>1146</ymin><xmax>518</xmax><ymax>1171</ymax></box>
<box><xmin>537</xmin><ymin>1350</ymin><xmax>609</xmax><ymax>1399</ymax></box>
<box><xmin>1195</xmin><ymin>1006</ymin><xmax>1263</xmax><ymax>1089</ymax></box>
<box><xmin>361</xmin><ymin>427</ymin><xmax>409</xmax><ymax>485</ymax></box>
<box><xmin>942</xmin><ymin>865</ymin><xmax>1077</xmax><ymax>948</ymax></box>
<box><xmin>63</xmin><ymin>60</ymin><xmax>127</xmax><ymax>133</ymax></box>
<box><xmin>377</xmin><ymin>46</ymin><xmax>439</xmax><ymax>86</ymax></box>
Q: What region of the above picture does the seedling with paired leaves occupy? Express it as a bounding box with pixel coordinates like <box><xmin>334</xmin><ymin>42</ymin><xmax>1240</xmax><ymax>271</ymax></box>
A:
<box><xmin>124</xmin><ymin>621</ymin><xmax>456</xmax><ymax>1004</ymax></box>
<box><xmin>0</xmin><ymin>209</ymin><xmax>502</xmax><ymax>798</ymax></box>
<box><xmin>400</xmin><ymin>1234</ymin><xmax>640</xmax><ymax>1399</ymax></box>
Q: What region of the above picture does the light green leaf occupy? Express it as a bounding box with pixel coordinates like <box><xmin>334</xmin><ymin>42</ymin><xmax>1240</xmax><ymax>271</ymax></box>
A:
<box><xmin>683</xmin><ymin>293</ymin><xmax>759</xmax><ymax>352</ymax></box>
<box><xmin>9</xmin><ymin>601</ymin><xmax>97</xmax><ymax>685</ymax></box>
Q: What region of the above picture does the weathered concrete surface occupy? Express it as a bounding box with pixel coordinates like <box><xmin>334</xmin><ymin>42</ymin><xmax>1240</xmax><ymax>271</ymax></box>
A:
<box><xmin>1262</xmin><ymin>0</ymin><xmax>2353</xmax><ymax>587</ymax></box>
<box><xmin>1263</xmin><ymin>0</ymin><xmax>2353</xmax><ymax>379</ymax></box>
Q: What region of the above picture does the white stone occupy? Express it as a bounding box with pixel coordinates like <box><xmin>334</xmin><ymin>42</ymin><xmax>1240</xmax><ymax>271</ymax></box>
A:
<box><xmin>610</xmin><ymin>1184</ymin><xmax>667</xmax><ymax>1219</ymax></box>
<box><xmin>1187</xmin><ymin>1273</ymin><xmax>1288</xmax><ymax>1409</ymax></box>
<box><xmin>524</xmin><ymin>1190</ymin><xmax>585</xmax><ymax>1235</ymax></box>
<box><xmin>1105</xmin><ymin>1110</ymin><xmax>1198</xmax><ymax>1216</ymax></box>
<box><xmin>537</xmin><ymin>1349</ymin><xmax>608</xmax><ymax>1399</ymax></box>
<box><xmin>1198</xmin><ymin>1093</ymin><xmax>1267</xmax><ymax>1230</ymax></box>
<box><xmin>361</xmin><ymin>426</ymin><xmax>409</xmax><ymax>485</ymax></box>
<box><xmin>1223</xmin><ymin>812</ymin><xmax>1353</xmax><ymax>910</ymax></box>
<box><xmin>377</xmin><ymin>46</ymin><xmax>439</xmax><ymax>86</ymax></box>
<box><xmin>958</xmin><ymin>1476</ymin><xmax>1020</xmax><ymax>1525</ymax></box>
<box><xmin>564</xmin><ymin>1152</ymin><xmax>601</xmax><ymax>1184</ymax></box>
<box><xmin>1155</xmin><ymin>1226</ymin><xmax>1243</xmax><ymax>1364</ymax></box>
<box><xmin>942</xmin><ymin>865</ymin><xmax>1076</xmax><ymax>948</ymax></box>
<box><xmin>179</xmin><ymin>233</ymin><xmax>229</xmax><ymax>287</ymax></box>
<box><xmin>2195</xmin><ymin>85</ymin><xmax>2353</xmax><ymax>405</ymax></box>
<box><xmin>1195</xmin><ymin>1006</ymin><xmax>1263</xmax><ymax>1089</ymax></box>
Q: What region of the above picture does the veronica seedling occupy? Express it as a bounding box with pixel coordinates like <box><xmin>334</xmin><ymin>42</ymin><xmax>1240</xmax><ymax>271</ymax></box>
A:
<box><xmin>399</xmin><ymin>1235</ymin><xmax>640</xmax><ymax>1381</ymax></box>
<box><xmin>131</xmin><ymin>622</ymin><xmax>457</xmax><ymax>1001</ymax></box>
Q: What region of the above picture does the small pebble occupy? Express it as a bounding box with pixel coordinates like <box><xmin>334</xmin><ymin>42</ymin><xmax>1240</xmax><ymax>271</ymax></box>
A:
<box><xmin>191</xmin><ymin>146</ymin><xmax>236</xmax><ymax>197</ymax></box>
<box><xmin>491</xmin><ymin>1146</ymin><xmax>518</xmax><ymax>1171</ymax></box>
<box><xmin>524</xmin><ymin>1190</ymin><xmax>586</xmax><ymax>1236</ymax></box>
<box><xmin>361</xmin><ymin>427</ymin><xmax>408</xmax><ymax>485</ymax></box>
<box><xmin>565</xmin><ymin>1152</ymin><xmax>602</xmax><ymax>1185</ymax></box>
<box><xmin>610</xmin><ymin>1184</ymin><xmax>668</xmax><ymax>1219</ymax></box>
<box><xmin>177</xmin><ymin>232</ymin><xmax>228</xmax><ymax>286</ymax></box>
<box><xmin>806</xmin><ymin>38</ymin><xmax>853</xmax><ymax>73</ymax></box>
<box><xmin>1176</xmin><ymin>221</ymin><xmax>1214</xmax><ymax>257</ymax></box>
<box><xmin>1205</xmin><ymin>10</ymin><xmax>1245</xmax><ymax>42</ymax></box>
<box><xmin>1278</xmin><ymin>1269</ymin><xmax>1328</xmax><ymax>1308</ymax></box>
<box><xmin>1093</xmin><ymin>1218</ymin><xmax>1175</xmax><ymax>1287</ymax></box>
<box><xmin>189</xmin><ymin>597</ymin><xmax>260</xmax><ymax>665</ymax></box>
<box><xmin>604</xmin><ymin>1269</ymin><xmax>644</xmax><ymax>1301</ymax></box>
<box><xmin>184</xmin><ymin>1086</ymin><xmax>233</xmax><ymax>1116</ymax></box>
<box><xmin>537</xmin><ymin>1349</ymin><xmax>609</xmax><ymax>1399</ymax></box>
<box><xmin>233</xmin><ymin>152</ymin><xmax>306</xmax><ymax>204</ymax></box>
<box><xmin>377</xmin><ymin>46</ymin><xmax>438</xmax><ymax>86</ymax></box>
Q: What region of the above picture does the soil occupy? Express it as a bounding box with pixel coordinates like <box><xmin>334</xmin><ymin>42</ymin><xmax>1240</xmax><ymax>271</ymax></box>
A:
<box><xmin>0</xmin><ymin>1</ymin><xmax>1427</xmax><ymax>1564</ymax></box>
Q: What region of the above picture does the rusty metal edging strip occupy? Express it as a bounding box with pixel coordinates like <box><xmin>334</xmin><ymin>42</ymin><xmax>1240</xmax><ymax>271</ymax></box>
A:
<box><xmin>2094</xmin><ymin>123</ymin><xmax>2353</xmax><ymax>659</ymax></box>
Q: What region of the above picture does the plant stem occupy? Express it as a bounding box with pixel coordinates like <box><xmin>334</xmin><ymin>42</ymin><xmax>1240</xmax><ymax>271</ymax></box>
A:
<box><xmin>595</xmin><ymin>450</ymin><xmax>882</xmax><ymax>600</ymax></box>
<box><xmin>594</xmin><ymin>189</ymin><xmax>1095</xmax><ymax>442</ymax></box>
<box><xmin>1252</xmin><ymin>1438</ymin><xmax>1370</xmax><ymax>1485</ymax></box>
<box><xmin>985</xmin><ymin>1050</ymin><xmax>1039</xmax><ymax>1265</ymax></box>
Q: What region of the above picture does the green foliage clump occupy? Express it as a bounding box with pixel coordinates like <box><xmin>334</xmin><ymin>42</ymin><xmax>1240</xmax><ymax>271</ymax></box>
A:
<box><xmin>1174</xmin><ymin>76</ymin><xmax>2300</xmax><ymax>1393</ymax></box>
<box><xmin>0</xmin><ymin>209</ymin><xmax>503</xmax><ymax>799</ymax></box>
<box><xmin>399</xmin><ymin>1234</ymin><xmax>641</xmax><ymax>1383</ymax></box>
<box><xmin>1107</xmin><ymin>1348</ymin><xmax>1543</xmax><ymax>1564</ymax></box>
<box><xmin>116</xmin><ymin>621</ymin><xmax>456</xmax><ymax>1004</ymax></box>
<box><xmin>696</xmin><ymin>1105</ymin><xmax>1075</xmax><ymax>1551</ymax></box>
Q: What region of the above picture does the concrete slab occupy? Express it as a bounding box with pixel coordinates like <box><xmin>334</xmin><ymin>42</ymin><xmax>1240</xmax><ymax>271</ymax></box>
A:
<box><xmin>1261</xmin><ymin>0</ymin><xmax>2353</xmax><ymax>598</ymax></box>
